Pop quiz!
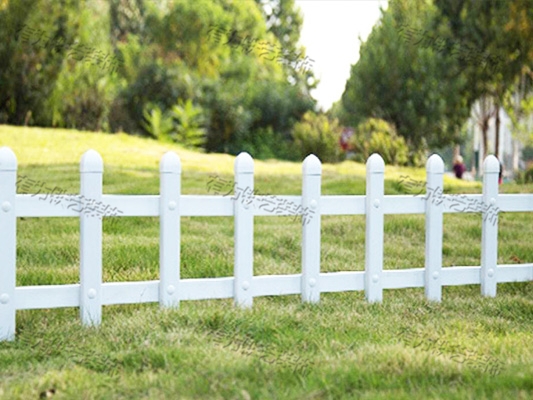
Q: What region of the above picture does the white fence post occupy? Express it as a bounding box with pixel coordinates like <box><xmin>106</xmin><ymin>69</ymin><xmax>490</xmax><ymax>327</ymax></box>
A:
<box><xmin>159</xmin><ymin>152</ymin><xmax>181</xmax><ymax>308</ymax></box>
<box><xmin>481</xmin><ymin>155</ymin><xmax>500</xmax><ymax>297</ymax></box>
<box><xmin>365</xmin><ymin>154</ymin><xmax>385</xmax><ymax>303</ymax></box>
<box><xmin>0</xmin><ymin>147</ymin><xmax>17</xmax><ymax>341</ymax></box>
<box><xmin>234</xmin><ymin>152</ymin><xmax>254</xmax><ymax>308</ymax></box>
<box><xmin>424</xmin><ymin>154</ymin><xmax>444</xmax><ymax>302</ymax></box>
<box><xmin>80</xmin><ymin>150</ymin><xmax>103</xmax><ymax>326</ymax></box>
<box><xmin>301</xmin><ymin>155</ymin><xmax>322</xmax><ymax>303</ymax></box>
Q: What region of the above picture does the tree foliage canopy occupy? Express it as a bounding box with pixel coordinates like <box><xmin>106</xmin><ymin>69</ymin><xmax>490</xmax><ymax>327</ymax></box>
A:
<box><xmin>0</xmin><ymin>0</ymin><xmax>316</xmax><ymax>160</ymax></box>
<box><xmin>341</xmin><ymin>0</ymin><xmax>533</xmax><ymax>155</ymax></box>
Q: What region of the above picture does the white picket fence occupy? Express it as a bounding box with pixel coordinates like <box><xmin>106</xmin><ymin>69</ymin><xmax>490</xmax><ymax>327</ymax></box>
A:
<box><xmin>1</xmin><ymin>146</ymin><xmax>532</xmax><ymax>341</ymax></box>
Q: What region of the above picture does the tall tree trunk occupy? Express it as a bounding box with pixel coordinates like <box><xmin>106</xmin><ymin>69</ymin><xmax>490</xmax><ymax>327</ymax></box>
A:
<box><xmin>494</xmin><ymin>103</ymin><xmax>501</xmax><ymax>159</ymax></box>
<box><xmin>453</xmin><ymin>144</ymin><xmax>460</xmax><ymax>160</ymax></box>
<box><xmin>513</xmin><ymin>139</ymin><xmax>519</xmax><ymax>172</ymax></box>
<box><xmin>477</xmin><ymin>95</ymin><xmax>492</xmax><ymax>161</ymax></box>
<box><xmin>482</xmin><ymin>118</ymin><xmax>489</xmax><ymax>160</ymax></box>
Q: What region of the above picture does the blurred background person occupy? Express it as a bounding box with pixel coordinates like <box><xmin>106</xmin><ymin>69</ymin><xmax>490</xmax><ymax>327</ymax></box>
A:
<box><xmin>453</xmin><ymin>155</ymin><xmax>466</xmax><ymax>179</ymax></box>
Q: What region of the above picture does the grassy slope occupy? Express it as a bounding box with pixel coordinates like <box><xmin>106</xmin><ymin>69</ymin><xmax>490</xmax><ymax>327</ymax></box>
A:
<box><xmin>0</xmin><ymin>125</ymin><xmax>532</xmax><ymax>400</ymax></box>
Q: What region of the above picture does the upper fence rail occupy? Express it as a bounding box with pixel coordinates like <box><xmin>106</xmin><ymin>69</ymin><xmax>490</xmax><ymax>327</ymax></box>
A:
<box><xmin>1</xmin><ymin>146</ymin><xmax>532</xmax><ymax>341</ymax></box>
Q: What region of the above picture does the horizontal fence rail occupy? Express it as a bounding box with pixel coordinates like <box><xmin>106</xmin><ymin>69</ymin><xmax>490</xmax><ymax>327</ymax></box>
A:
<box><xmin>1</xmin><ymin>146</ymin><xmax>532</xmax><ymax>340</ymax></box>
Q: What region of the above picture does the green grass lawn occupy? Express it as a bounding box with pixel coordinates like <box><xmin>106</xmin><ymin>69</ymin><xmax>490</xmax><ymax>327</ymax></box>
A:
<box><xmin>1</xmin><ymin>125</ymin><xmax>532</xmax><ymax>399</ymax></box>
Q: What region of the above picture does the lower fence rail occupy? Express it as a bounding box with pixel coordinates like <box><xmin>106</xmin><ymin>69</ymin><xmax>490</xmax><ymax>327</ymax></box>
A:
<box><xmin>12</xmin><ymin>264</ymin><xmax>533</xmax><ymax>311</ymax></box>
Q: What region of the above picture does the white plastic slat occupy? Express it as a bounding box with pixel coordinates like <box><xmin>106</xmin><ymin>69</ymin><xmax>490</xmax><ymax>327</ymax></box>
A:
<box><xmin>103</xmin><ymin>279</ymin><xmax>240</xmax><ymax>304</ymax></box>
<box><xmin>481</xmin><ymin>156</ymin><xmax>500</xmax><ymax>297</ymax></box>
<box><xmin>497</xmin><ymin>194</ymin><xmax>533</xmax><ymax>212</ymax></box>
<box><xmin>180</xmin><ymin>277</ymin><xmax>234</xmax><ymax>300</ymax></box>
<box><xmin>319</xmin><ymin>271</ymin><xmax>365</xmax><ymax>292</ymax></box>
<box><xmin>13</xmin><ymin>263</ymin><xmax>533</xmax><ymax>310</ymax></box>
<box><xmin>424</xmin><ymin>155</ymin><xmax>444</xmax><ymax>301</ymax></box>
<box><xmin>382</xmin><ymin>269</ymin><xmax>425</xmax><ymax>289</ymax></box>
<box><xmin>253</xmin><ymin>274</ymin><xmax>301</xmax><ymax>297</ymax></box>
<box><xmin>101</xmin><ymin>195</ymin><xmax>158</xmax><ymax>216</ymax></box>
<box><xmin>418</xmin><ymin>265</ymin><xmax>532</xmax><ymax>286</ymax></box>
<box><xmin>102</xmin><ymin>281</ymin><xmax>159</xmax><ymax>305</ymax></box>
<box><xmin>159</xmin><ymin>152</ymin><xmax>181</xmax><ymax>308</ymax></box>
<box><xmin>301</xmin><ymin>155</ymin><xmax>322</xmax><ymax>303</ymax></box>
<box><xmin>365</xmin><ymin>154</ymin><xmax>385</xmax><ymax>302</ymax></box>
<box><xmin>15</xmin><ymin>285</ymin><xmax>80</xmax><ymax>309</ymax></box>
<box><xmin>16</xmin><ymin>195</ymin><xmax>159</xmax><ymax>217</ymax></box>
<box><xmin>21</xmin><ymin>192</ymin><xmax>526</xmax><ymax>218</ymax></box>
<box><xmin>321</xmin><ymin>196</ymin><xmax>365</xmax><ymax>215</ymax></box>
<box><xmin>0</xmin><ymin>147</ymin><xmax>17</xmax><ymax>341</ymax></box>
<box><xmin>19</xmin><ymin>190</ymin><xmax>526</xmax><ymax>219</ymax></box>
<box><xmin>16</xmin><ymin>195</ymin><xmax>236</xmax><ymax>218</ymax></box>
<box><xmin>181</xmin><ymin>196</ymin><xmax>233</xmax><ymax>216</ymax></box>
<box><xmin>253</xmin><ymin>195</ymin><xmax>302</xmax><ymax>216</ymax></box>
<box><xmin>100</xmin><ymin>195</ymin><xmax>233</xmax><ymax>217</ymax></box>
<box><xmin>79</xmin><ymin>150</ymin><xmax>103</xmax><ymax>326</ymax></box>
<box><xmin>16</xmin><ymin>194</ymin><xmax>82</xmax><ymax>217</ymax></box>
<box><xmin>496</xmin><ymin>264</ymin><xmax>533</xmax><ymax>283</ymax></box>
<box><xmin>441</xmin><ymin>266</ymin><xmax>481</xmax><ymax>285</ymax></box>
<box><xmin>383</xmin><ymin>195</ymin><xmax>426</xmax><ymax>214</ymax></box>
<box><xmin>234</xmin><ymin>153</ymin><xmax>254</xmax><ymax>308</ymax></box>
<box><xmin>441</xmin><ymin>194</ymin><xmax>483</xmax><ymax>213</ymax></box>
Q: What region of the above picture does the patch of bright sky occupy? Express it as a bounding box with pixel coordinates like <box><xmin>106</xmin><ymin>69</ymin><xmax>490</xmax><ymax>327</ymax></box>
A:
<box><xmin>295</xmin><ymin>0</ymin><xmax>388</xmax><ymax>111</ymax></box>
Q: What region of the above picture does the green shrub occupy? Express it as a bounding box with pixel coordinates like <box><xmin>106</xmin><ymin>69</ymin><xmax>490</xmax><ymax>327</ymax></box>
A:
<box><xmin>49</xmin><ymin>62</ymin><xmax>120</xmax><ymax>132</ymax></box>
<box><xmin>522</xmin><ymin>145</ymin><xmax>533</xmax><ymax>162</ymax></box>
<box><xmin>515</xmin><ymin>165</ymin><xmax>533</xmax><ymax>184</ymax></box>
<box><xmin>292</xmin><ymin>112</ymin><xmax>342</xmax><ymax>163</ymax></box>
<box><xmin>141</xmin><ymin>99</ymin><xmax>206</xmax><ymax>148</ymax></box>
<box><xmin>200</xmin><ymin>78</ymin><xmax>253</xmax><ymax>154</ymax></box>
<box><xmin>141</xmin><ymin>104</ymin><xmax>174</xmax><ymax>142</ymax></box>
<box><xmin>238</xmin><ymin>126</ymin><xmax>297</xmax><ymax>161</ymax></box>
<box><xmin>348</xmin><ymin>118</ymin><xmax>409</xmax><ymax>165</ymax></box>
<box><xmin>121</xmin><ymin>62</ymin><xmax>196</xmax><ymax>135</ymax></box>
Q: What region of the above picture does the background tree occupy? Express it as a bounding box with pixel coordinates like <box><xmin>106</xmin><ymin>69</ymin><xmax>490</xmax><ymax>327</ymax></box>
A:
<box><xmin>341</xmin><ymin>0</ymin><xmax>470</xmax><ymax>154</ymax></box>
<box><xmin>504</xmin><ymin>68</ymin><xmax>533</xmax><ymax>171</ymax></box>
<box><xmin>434</xmin><ymin>0</ymin><xmax>533</xmax><ymax>158</ymax></box>
<box><xmin>0</xmin><ymin>0</ymin><xmax>81</xmax><ymax>126</ymax></box>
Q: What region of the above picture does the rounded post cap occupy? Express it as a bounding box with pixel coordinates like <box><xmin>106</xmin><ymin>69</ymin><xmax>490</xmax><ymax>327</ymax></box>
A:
<box><xmin>80</xmin><ymin>149</ymin><xmax>103</xmax><ymax>173</ymax></box>
<box><xmin>302</xmin><ymin>154</ymin><xmax>322</xmax><ymax>175</ymax></box>
<box><xmin>234</xmin><ymin>152</ymin><xmax>254</xmax><ymax>174</ymax></box>
<box><xmin>0</xmin><ymin>147</ymin><xmax>17</xmax><ymax>171</ymax></box>
<box><xmin>426</xmin><ymin>153</ymin><xmax>444</xmax><ymax>173</ymax></box>
<box><xmin>160</xmin><ymin>151</ymin><xmax>181</xmax><ymax>173</ymax></box>
<box><xmin>366</xmin><ymin>153</ymin><xmax>385</xmax><ymax>172</ymax></box>
<box><xmin>483</xmin><ymin>155</ymin><xmax>500</xmax><ymax>173</ymax></box>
